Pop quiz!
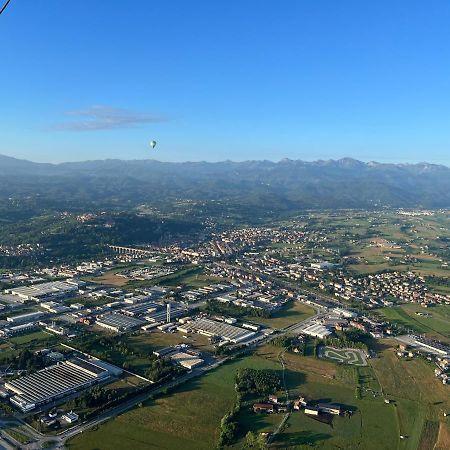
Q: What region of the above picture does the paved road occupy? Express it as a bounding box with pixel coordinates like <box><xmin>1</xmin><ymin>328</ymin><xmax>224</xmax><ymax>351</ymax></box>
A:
<box><xmin>268</xmin><ymin>350</ymin><xmax>290</xmax><ymax>445</ymax></box>
<box><xmin>3</xmin><ymin>354</ymin><xmax>227</xmax><ymax>449</ymax></box>
<box><xmin>3</xmin><ymin>298</ymin><xmax>323</xmax><ymax>449</ymax></box>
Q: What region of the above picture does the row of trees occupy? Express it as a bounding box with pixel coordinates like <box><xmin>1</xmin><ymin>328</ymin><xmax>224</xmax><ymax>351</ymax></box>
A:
<box><xmin>217</xmin><ymin>368</ymin><xmax>280</xmax><ymax>448</ymax></box>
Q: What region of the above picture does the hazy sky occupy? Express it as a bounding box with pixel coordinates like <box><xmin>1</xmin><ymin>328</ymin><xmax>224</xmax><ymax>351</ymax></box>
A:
<box><xmin>1</xmin><ymin>0</ymin><xmax>450</xmax><ymax>164</ymax></box>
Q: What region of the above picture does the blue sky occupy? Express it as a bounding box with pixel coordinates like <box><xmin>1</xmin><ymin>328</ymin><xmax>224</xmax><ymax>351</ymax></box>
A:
<box><xmin>1</xmin><ymin>0</ymin><xmax>450</xmax><ymax>164</ymax></box>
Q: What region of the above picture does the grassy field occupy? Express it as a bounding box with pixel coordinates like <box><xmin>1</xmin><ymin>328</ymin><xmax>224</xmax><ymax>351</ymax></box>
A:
<box><xmin>66</xmin><ymin>338</ymin><xmax>450</xmax><ymax>450</ymax></box>
<box><xmin>89</xmin><ymin>271</ymin><xmax>129</xmax><ymax>286</ymax></box>
<box><xmin>8</xmin><ymin>330</ymin><xmax>58</xmax><ymax>346</ymax></box>
<box><xmin>127</xmin><ymin>330</ymin><xmax>215</xmax><ymax>354</ymax></box>
<box><xmin>66</xmin><ymin>355</ymin><xmax>279</xmax><ymax>450</ymax></box>
<box><xmin>0</xmin><ymin>329</ymin><xmax>62</xmax><ymax>365</ymax></box>
<box><xmin>5</xmin><ymin>427</ymin><xmax>30</xmax><ymax>445</ymax></box>
<box><xmin>251</xmin><ymin>301</ymin><xmax>316</xmax><ymax>329</ymax></box>
<box><xmin>369</xmin><ymin>340</ymin><xmax>450</xmax><ymax>450</ymax></box>
<box><xmin>230</xmin><ymin>344</ymin><xmax>398</xmax><ymax>449</ymax></box>
<box><xmin>376</xmin><ymin>304</ymin><xmax>450</xmax><ymax>343</ymax></box>
<box><xmin>126</xmin><ymin>265</ymin><xmax>222</xmax><ymax>289</ymax></box>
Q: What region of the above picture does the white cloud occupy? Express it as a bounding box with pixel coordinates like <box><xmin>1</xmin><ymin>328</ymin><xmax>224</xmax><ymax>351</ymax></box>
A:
<box><xmin>51</xmin><ymin>105</ymin><xmax>167</xmax><ymax>131</ymax></box>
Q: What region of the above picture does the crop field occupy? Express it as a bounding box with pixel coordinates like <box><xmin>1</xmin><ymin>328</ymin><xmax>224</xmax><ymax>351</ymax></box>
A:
<box><xmin>330</xmin><ymin>211</ymin><xmax>450</xmax><ymax>277</ymax></box>
<box><xmin>318</xmin><ymin>346</ymin><xmax>367</xmax><ymax>366</ymax></box>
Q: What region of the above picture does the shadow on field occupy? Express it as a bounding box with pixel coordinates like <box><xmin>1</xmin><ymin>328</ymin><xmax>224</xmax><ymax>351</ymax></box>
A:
<box><xmin>371</xmin><ymin>340</ymin><xmax>392</xmax><ymax>353</ymax></box>
<box><xmin>162</xmin><ymin>377</ymin><xmax>202</xmax><ymax>396</ymax></box>
<box><xmin>284</xmin><ymin>368</ymin><xmax>306</xmax><ymax>387</ymax></box>
<box><xmin>272</xmin><ymin>430</ymin><xmax>332</xmax><ymax>447</ymax></box>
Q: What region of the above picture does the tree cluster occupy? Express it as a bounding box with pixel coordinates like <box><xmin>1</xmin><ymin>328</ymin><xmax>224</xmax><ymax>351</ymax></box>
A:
<box><xmin>235</xmin><ymin>368</ymin><xmax>281</xmax><ymax>396</ymax></box>
<box><xmin>206</xmin><ymin>299</ymin><xmax>270</xmax><ymax>319</ymax></box>
<box><xmin>146</xmin><ymin>357</ymin><xmax>186</xmax><ymax>383</ymax></box>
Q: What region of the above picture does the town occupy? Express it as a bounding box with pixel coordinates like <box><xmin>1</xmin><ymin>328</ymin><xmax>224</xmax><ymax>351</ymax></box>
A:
<box><xmin>0</xmin><ymin>210</ymin><xmax>448</xmax><ymax>448</ymax></box>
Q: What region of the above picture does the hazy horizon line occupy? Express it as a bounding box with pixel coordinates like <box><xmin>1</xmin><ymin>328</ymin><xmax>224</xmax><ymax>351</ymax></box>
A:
<box><xmin>1</xmin><ymin>152</ymin><xmax>449</xmax><ymax>168</ymax></box>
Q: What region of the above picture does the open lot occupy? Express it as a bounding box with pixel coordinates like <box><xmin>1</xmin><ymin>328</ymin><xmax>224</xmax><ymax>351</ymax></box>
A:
<box><xmin>126</xmin><ymin>265</ymin><xmax>222</xmax><ymax>289</ymax></box>
<box><xmin>251</xmin><ymin>301</ymin><xmax>316</xmax><ymax>329</ymax></box>
<box><xmin>376</xmin><ymin>304</ymin><xmax>450</xmax><ymax>343</ymax></box>
<box><xmin>89</xmin><ymin>271</ymin><xmax>129</xmax><ymax>287</ymax></box>
<box><xmin>69</xmin><ymin>329</ymin><xmax>215</xmax><ymax>377</ymax></box>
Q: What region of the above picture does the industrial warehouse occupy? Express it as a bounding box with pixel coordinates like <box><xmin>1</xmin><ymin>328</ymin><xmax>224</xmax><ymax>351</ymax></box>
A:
<box><xmin>5</xmin><ymin>280</ymin><xmax>80</xmax><ymax>302</ymax></box>
<box><xmin>300</xmin><ymin>322</ymin><xmax>332</xmax><ymax>339</ymax></box>
<box><xmin>180</xmin><ymin>318</ymin><xmax>256</xmax><ymax>344</ymax></box>
<box><xmin>96</xmin><ymin>312</ymin><xmax>146</xmax><ymax>332</ymax></box>
<box><xmin>144</xmin><ymin>303</ymin><xmax>187</xmax><ymax>323</ymax></box>
<box><xmin>5</xmin><ymin>358</ymin><xmax>111</xmax><ymax>412</ymax></box>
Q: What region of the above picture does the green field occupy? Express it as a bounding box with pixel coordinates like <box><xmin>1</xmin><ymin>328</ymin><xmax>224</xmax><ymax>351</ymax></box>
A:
<box><xmin>369</xmin><ymin>340</ymin><xmax>450</xmax><ymax>450</ymax></box>
<box><xmin>65</xmin><ymin>338</ymin><xmax>450</xmax><ymax>450</ymax></box>
<box><xmin>5</xmin><ymin>427</ymin><xmax>30</xmax><ymax>445</ymax></box>
<box><xmin>0</xmin><ymin>330</ymin><xmax>61</xmax><ymax>366</ymax></box>
<box><xmin>250</xmin><ymin>301</ymin><xmax>316</xmax><ymax>329</ymax></box>
<box><xmin>67</xmin><ymin>355</ymin><xmax>279</xmax><ymax>450</ymax></box>
<box><xmin>376</xmin><ymin>304</ymin><xmax>450</xmax><ymax>343</ymax></box>
<box><xmin>229</xmin><ymin>345</ymin><xmax>398</xmax><ymax>449</ymax></box>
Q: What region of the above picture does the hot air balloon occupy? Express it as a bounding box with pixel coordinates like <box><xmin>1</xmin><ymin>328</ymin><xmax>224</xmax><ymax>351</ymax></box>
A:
<box><xmin>150</xmin><ymin>140</ymin><xmax>157</xmax><ymax>149</ymax></box>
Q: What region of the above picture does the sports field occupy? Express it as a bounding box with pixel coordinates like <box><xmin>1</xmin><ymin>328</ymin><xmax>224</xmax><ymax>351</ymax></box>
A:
<box><xmin>318</xmin><ymin>346</ymin><xmax>368</xmax><ymax>366</ymax></box>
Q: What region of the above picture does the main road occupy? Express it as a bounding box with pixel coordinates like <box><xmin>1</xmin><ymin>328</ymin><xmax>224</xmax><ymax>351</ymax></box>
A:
<box><xmin>4</xmin><ymin>302</ymin><xmax>323</xmax><ymax>450</ymax></box>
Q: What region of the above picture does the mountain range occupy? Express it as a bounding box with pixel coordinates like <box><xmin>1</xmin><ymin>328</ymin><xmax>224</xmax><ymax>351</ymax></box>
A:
<box><xmin>1</xmin><ymin>154</ymin><xmax>449</xmax><ymax>210</ymax></box>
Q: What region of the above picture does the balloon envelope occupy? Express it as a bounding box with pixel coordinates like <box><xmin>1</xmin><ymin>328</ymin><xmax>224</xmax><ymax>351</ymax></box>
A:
<box><xmin>150</xmin><ymin>140</ymin><xmax>157</xmax><ymax>149</ymax></box>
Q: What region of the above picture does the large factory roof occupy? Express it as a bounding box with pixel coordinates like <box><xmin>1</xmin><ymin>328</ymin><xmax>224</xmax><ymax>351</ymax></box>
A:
<box><xmin>188</xmin><ymin>318</ymin><xmax>256</xmax><ymax>343</ymax></box>
<box><xmin>96</xmin><ymin>313</ymin><xmax>145</xmax><ymax>332</ymax></box>
<box><xmin>5</xmin><ymin>358</ymin><xmax>109</xmax><ymax>412</ymax></box>
<box><xmin>7</xmin><ymin>281</ymin><xmax>78</xmax><ymax>301</ymax></box>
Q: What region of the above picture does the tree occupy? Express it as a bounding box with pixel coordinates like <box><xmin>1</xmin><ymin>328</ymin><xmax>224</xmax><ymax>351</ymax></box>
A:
<box><xmin>245</xmin><ymin>431</ymin><xmax>257</xmax><ymax>448</ymax></box>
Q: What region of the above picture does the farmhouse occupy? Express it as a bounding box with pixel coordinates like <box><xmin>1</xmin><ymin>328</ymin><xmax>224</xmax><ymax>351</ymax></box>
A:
<box><xmin>253</xmin><ymin>403</ymin><xmax>274</xmax><ymax>413</ymax></box>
